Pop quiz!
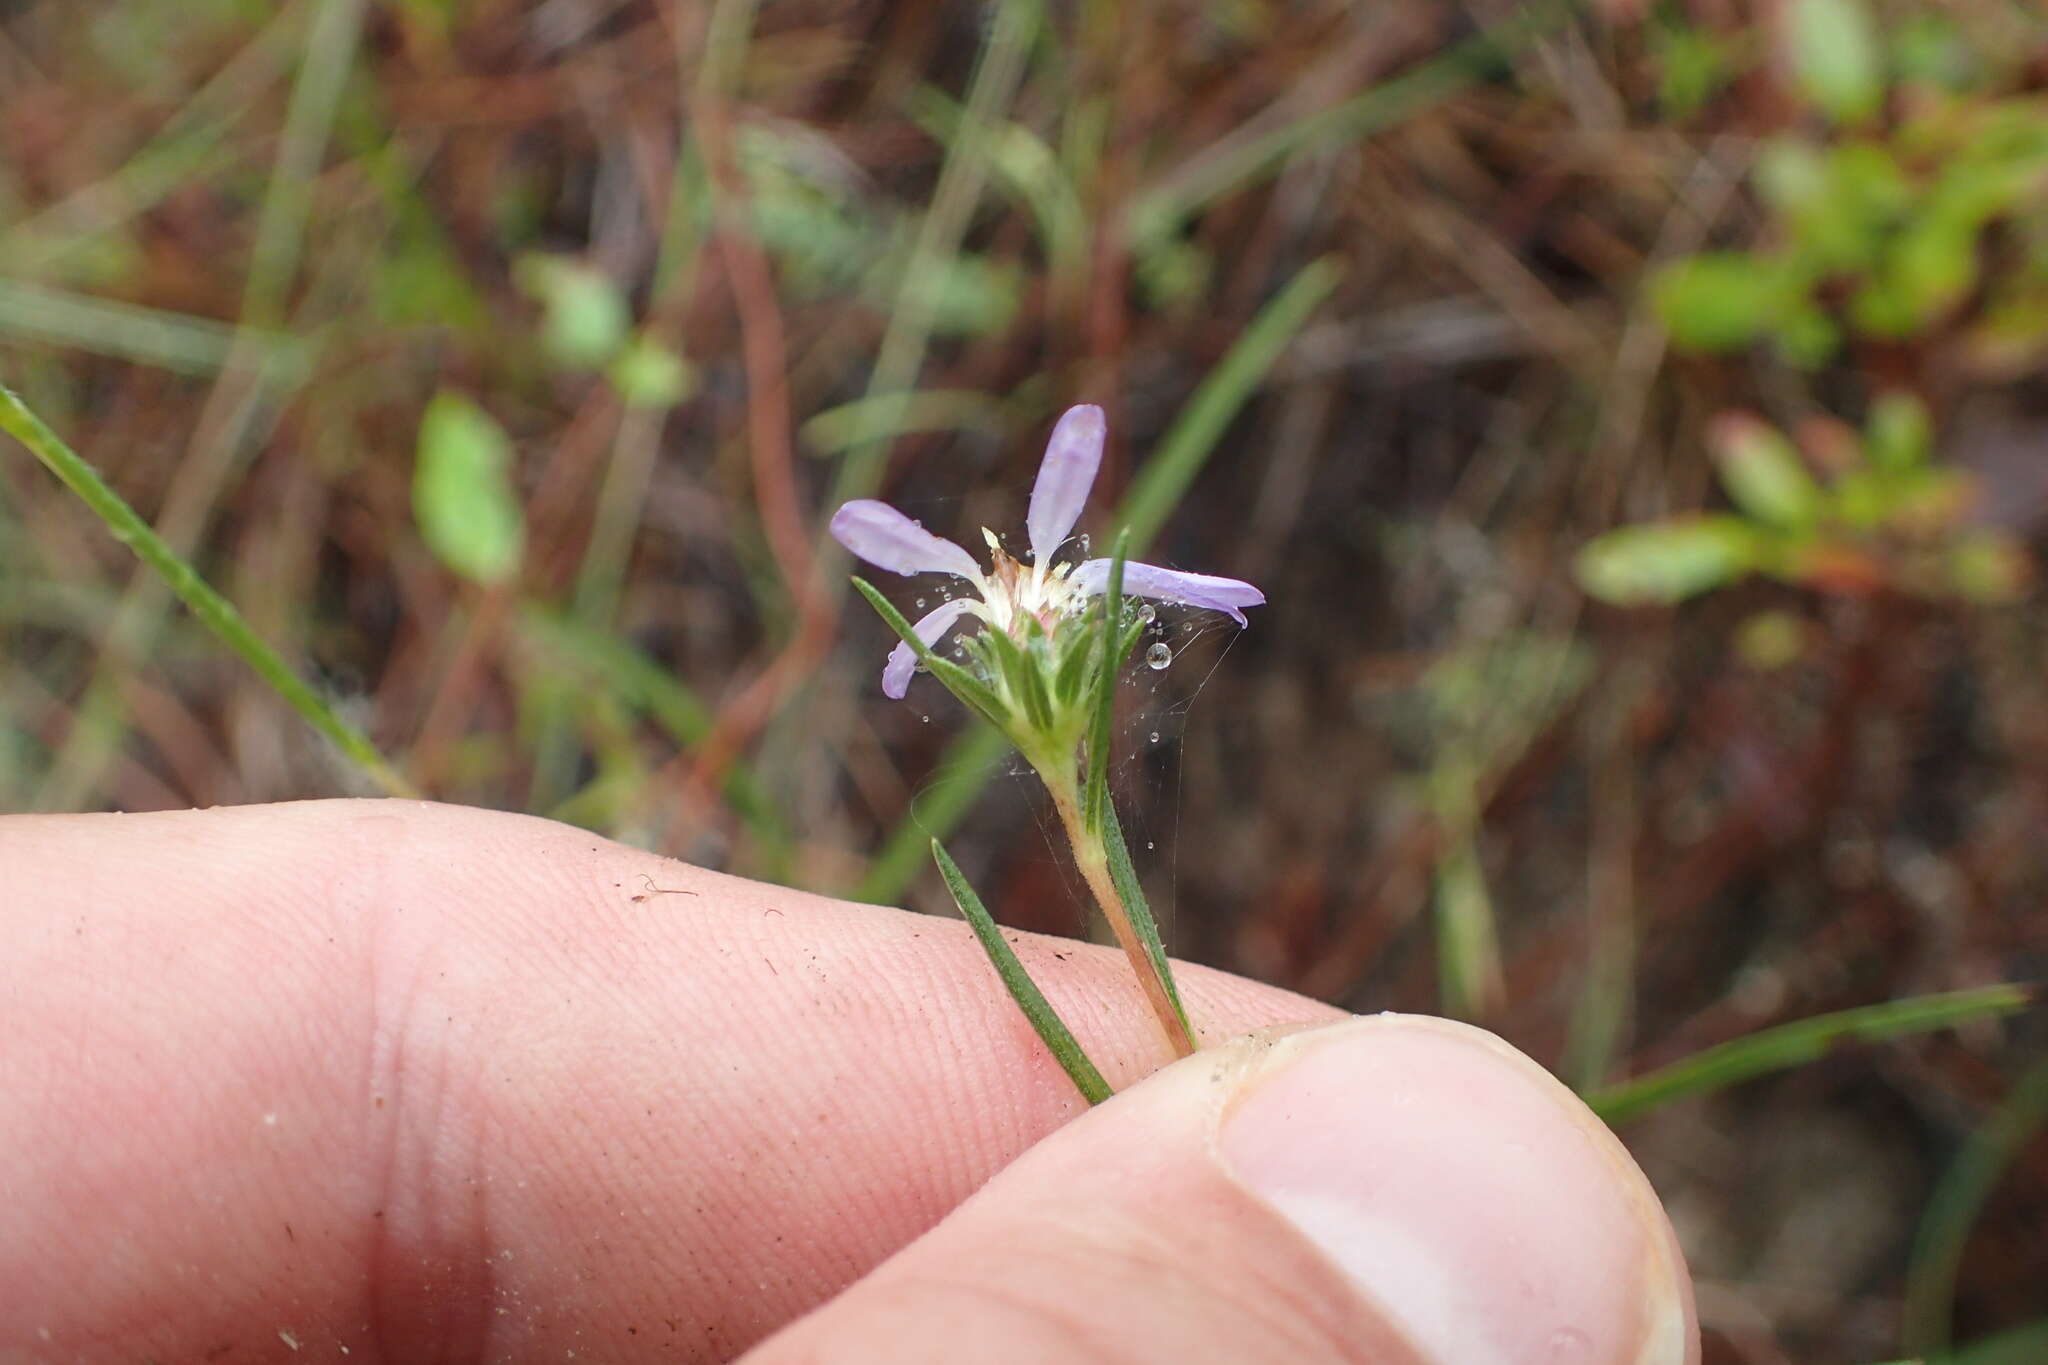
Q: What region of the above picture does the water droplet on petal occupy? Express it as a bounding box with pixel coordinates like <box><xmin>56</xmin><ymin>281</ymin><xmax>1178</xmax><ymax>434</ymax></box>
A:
<box><xmin>1137</xmin><ymin>604</ymin><xmax>1156</xmax><ymax>624</ymax></box>
<box><xmin>1145</xmin><ymin>643</ymin><xmax>1172</xmax><ymax>670</ymax></box>
<box><xmin>915</xmin><ymin>597</ymin><xmax>927</xmax><ymax>609</ymax></box>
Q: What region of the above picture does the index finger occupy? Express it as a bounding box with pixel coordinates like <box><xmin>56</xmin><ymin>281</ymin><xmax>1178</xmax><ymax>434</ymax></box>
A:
<box><xmin>0</xmin><ymin>799</ymin><xmax>1342</xmax><ymax>1362</ymax></box>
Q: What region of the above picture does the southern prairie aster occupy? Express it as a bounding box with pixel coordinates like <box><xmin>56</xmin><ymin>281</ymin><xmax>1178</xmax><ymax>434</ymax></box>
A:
<box><xmin>830</xmin><ymin>404</ymin><xmax>1264</xmax><ymax>699</ymax></box>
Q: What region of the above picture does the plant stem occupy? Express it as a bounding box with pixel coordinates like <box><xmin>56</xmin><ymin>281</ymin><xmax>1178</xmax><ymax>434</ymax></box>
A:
<box><xmin>1048</xmin><ymin>780</ymin><xmax>1196</xmax><ymax>1059</ymax></box>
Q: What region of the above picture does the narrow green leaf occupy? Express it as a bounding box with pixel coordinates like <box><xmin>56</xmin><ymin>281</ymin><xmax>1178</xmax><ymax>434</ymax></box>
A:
<box><xmin>1586</xmin><ymin>985</ymin><xmax>2031</xmax><ymax>1126</ymax></box>
<box><xmin>1100</xmin><ymin>804</ymin><xmax>1193</xmax><ymax>1041</ymax></box>
<box><xmin>414</xmin><ymin>391</ymin><xmax>525</xmax><ymax>586</ymax></box>
<box><xmin>927</xmin><ymin>656</ymin><xmax>1013</xmax><ymax>733</ymax></box>
<box><xmin>932</xmin><ymin>839</ymin><xmax>1113</xmax><ymax>1105</ymax></box>
<box><xmin>980</xmin><ymin>622</ymin><xmax>1051</xmax><ymax>734</ymax></box>
<box><xmin>1083</xmin><ymin>535</ymin><xmax>1128</xmax><ymax>832</ymax></box>
<box><xmin>1052</xmin><ymin>617</ymin><xmax>1097</xmax><ymax>705</ymax></box>
<box><xmin>0</xmin><ymin>384</ymin><xmax>414</xmax><ymax>798</ymax></box>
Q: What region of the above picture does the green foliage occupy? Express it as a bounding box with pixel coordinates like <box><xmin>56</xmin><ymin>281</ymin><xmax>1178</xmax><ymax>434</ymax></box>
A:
<box><xmin>1652</xmin><ymin>17</ymin><xmax>2048</xmax><ymax>370</ymax></box>
<box><xmin>608</xmin><ymin>335</ymin><xmax>695</xmax><ymax>410</ymax></box>
<box><xmin>1651</xmin><ymin>20</ymin><xmax>1737</xmax><ymax>119</ymax></box>
<box><xmin>515</xmin><ymin>254</ymin><xmax>630</xmax><ymax>369</ymax></box>
<box><xmin>1579</xmin><ymin>398</ymin><xmax>2028</xmax><ymax>607</ymax></box>
<box><xmin>1784</xmin><ymin>0</ymin><xmax>1884</xmax><ymax>125</ymax></box>
<box><xmin>413</xmin><ymin>392</ymin><xmax>525</xmax><ymax>587</ymax></box>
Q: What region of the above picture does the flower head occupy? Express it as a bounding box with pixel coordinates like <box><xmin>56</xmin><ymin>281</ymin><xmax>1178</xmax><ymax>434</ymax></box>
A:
<box><xmin>831</xmin><ymin>405</ymin><xmax>1264</xmax><ymax>698</ymax></box>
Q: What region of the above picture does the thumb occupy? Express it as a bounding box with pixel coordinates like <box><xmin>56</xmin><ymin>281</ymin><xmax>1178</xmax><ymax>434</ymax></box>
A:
<box><xmin>749</xmin><ymin>1015</ymin><xmax>1696</xmax><ymax>1365</ymax></box>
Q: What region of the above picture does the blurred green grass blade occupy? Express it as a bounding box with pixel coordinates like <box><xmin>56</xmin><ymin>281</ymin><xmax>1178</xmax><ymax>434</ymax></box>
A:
<box><xmin>1587</xmin><ymin>985</ymin><xmax>2032</xmax><ymax>1127</ymax></box>
<box><xmin>0</xmin><ymin>384</ymin><xmax>415</xmax><ymax>799</ymax></box>
<box><xmin>516</xmin><ymin>608</ymin><xmax>792</xmax><ymax>875</ymax></box>
<box><xmin>1116</xmin><ymin>256</ymin><xmax>1342</xmax><ymax>550</ymax></box>
<box><xmin>932</xmin><ymin>839</ymin><xmax>1112</xmax><ymax>1105</ymax></box>
<box><xmin>0</xmin><ymin>2</ymin><xmax>307</xmax><ymax>276</ymax></box>
<box><xmin>800</xmin><ymin>390</ymin><xmax>1004</xmax><ymax>457</ymax></box>
<box><xmin>1082</xmin><ymin>535</ymin><xmax>1127</xmax><ymax>832</ymax></box>
<box><xmin>0</xmin><ymin>281</ymin><xmax>311</xmax><ymax>380</ymax></box>
<box><xmin>1100</xmin><ymin>804</ymin><xmax>1191</xmax><ymax>1041</ymax></box>
<box><xmin>1902</xmin><ymin>1057</ymin><xmax>2048</xmax><ymax>1359</ymax></box>
<box><xmin>1434</xmin><ymin>829</ymin><xmax>1504</xmax><ymax>1021</ymax></box>
<box><xmin>828</xmin><ymin>0</ymin><xmax>1036</xmax><ymax>511</ymax></box>
<box><xmin>1127</xmin><ymin>6</ymin><xmax>1565</xmax><ymax>244</ymax></box>
<box><xmin>852</xmin><ymin>724</ymin><xmax>1009</xmax><ymax>903</ymax></box>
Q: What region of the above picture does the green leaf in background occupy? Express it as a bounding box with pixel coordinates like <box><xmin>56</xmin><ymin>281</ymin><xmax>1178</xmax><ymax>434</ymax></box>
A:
<box><xmin>1652</xmin><ymin>253</ymin><xmax>1802</xmax><ymax>352</ymax></box>
<box><xmin>1946</xmin><ymin>534</ymin><xmax>2031</xmax><ymax>604</ymax></box>
<box><xmin>608</xmin><ymin>334</ymin><xmax>694</xmax><ymax>409</ymax></box>
<box><xmin>1773</xmin><ymin>302</ymin><xmax>1843</xmax><ymax>369</ymax></box>
<box><xmin>1891</xmin><ymin>12</ymin><xmax>1980</xmax><ymax>92</ymax></box>
<box><xmin>1863</xmin><ymin>211</ymin><xmax>1981</xmax><ymax>333</ymax></box>
<box><xmin>414</xmin><ymin>391</ymin><xmax>525</xmax><ymax>586</ymax></box>
<box><xmin>1866</xmin><ymin>391</ymin><xmax>1932</xmax><ymax>471</ymax></box>
<box><xmin>1652</xmin><ymin>21</ymin><xmax>1737</xmax><ymax>119</ymax></box>
<box><xmin>1784</xmin><ymin>0</ymin><xmax>1884</xmax><ymax>125</ymax></box>
<box><xmin>1762</xmin><ymin>139</ymin><xmax>1910</xmax><ymax>275</ymax></box>
<box><xmin>514</xmin><ymin>253</ymin><xmax>630</xmax><ymax>368</ymax></box>
<box><xmin>1576</xmin><ymin>515</ymin><xmax>1761</xmax><ymax>606</ymax></box>
<box><xmin>1709</xmin><ymin>413</ymin><xmax>1824</xmax><ymax>529</ymax></box>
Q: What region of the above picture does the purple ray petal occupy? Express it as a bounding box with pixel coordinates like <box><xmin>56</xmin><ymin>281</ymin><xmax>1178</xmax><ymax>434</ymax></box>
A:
<box><xmin>1025</xmin><ymin>404</ymin><xmax>1105</xmax><ymax>566</ymax></box>
<box><xmin>1072</xmin><ymin>558</ymin><xmax>1265</xmax><ymax>627</ymax></box>
<box><xmin>881</xmin><ymin>598</ymin><xmax>977</xmax><ymax>699</ymax></box>
<box><xmin>831</xmin><ymin>500</ymin><xmax>983</xmax><ymax>579</ymax></box>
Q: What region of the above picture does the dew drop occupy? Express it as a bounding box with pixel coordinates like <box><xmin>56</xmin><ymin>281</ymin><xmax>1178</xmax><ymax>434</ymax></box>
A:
<box><xmin>1149</xmin><ymin>731</ymin><xmax>1160</xmax><ymax>744</ymax></box>
<box><xmin>1145</xmin><ymin>643</ymin><xmax>1172</xmax><ymax>670</ymax></box>
<box><xmin>1146</xmin><ymin>841</ymin><xmax>1155</xmax><ymax>850</ymax></box>
<box><xmin>920</xmin><ymin>714</ymin><xmax>930</xmax><ymax>723</ymax></box>
<box><xmin>915</xmin><ymin>597</ymin><xmax>927</xmax><ymax>609</ymax></box>
<box><xmin>1137</xmin><ymin>603</ymin><xmax>1156</xmax><ymax>624</ymax></box>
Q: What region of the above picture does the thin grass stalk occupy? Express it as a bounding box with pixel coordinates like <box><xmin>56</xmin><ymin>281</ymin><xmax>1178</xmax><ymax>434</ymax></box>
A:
<box><xmin>0</xmin><ymin>386</ymin><xmax>415</xmax><ymax>799</ymax></box>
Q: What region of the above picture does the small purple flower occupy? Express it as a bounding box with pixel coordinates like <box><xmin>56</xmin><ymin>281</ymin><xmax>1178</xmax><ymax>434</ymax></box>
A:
<box><xmin>830</xmin><ymin>404</ymin><xmax>1264</xmax><ymax>698</ymax></box>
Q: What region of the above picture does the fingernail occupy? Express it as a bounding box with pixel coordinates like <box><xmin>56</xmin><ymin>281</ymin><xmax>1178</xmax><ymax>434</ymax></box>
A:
<box><xmin>1219</xmin><ymin>1015</ymin><xmax>1694</xmax><ymax>1364</ymax></box>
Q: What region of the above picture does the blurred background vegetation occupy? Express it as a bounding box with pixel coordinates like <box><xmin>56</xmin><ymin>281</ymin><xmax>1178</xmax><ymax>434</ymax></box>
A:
<box><xmin>3</xmin><ymin>0</ymin><xmax>2047</xmax><ymax>1358</ymax></box>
